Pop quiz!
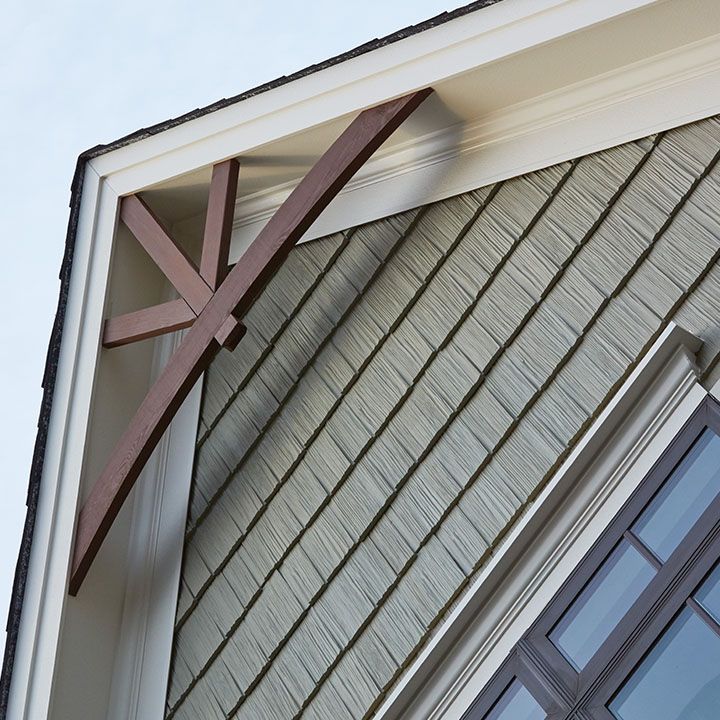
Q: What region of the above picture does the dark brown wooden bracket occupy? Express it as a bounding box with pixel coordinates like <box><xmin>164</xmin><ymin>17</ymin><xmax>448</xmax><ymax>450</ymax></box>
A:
<box><xmin>69</xmin><ymin>88</ymin><xmax>433</xmax><ymax>595</ymax></box>
<box><xmin>102</xmin><ymin>158</ymin><xmax>242</xmax><ymax>349</ymax></box>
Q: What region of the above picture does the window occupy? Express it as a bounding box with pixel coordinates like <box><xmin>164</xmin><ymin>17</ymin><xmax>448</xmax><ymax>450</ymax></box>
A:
<box><xmin>463</xmin><ymin>397</ymin><xmax>720</xmax><ymax>720</ymax></box>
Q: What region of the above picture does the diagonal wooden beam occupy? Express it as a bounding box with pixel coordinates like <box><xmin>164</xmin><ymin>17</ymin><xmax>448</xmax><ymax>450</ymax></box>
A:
<box><xmin>118</xmin><ymin>181</ymin><xmax>243</xmax><ymax>347</ymax></box>
<box><xmin>120</xmin><ymin>195</ymin><xmax>212</xmax><ymax>314</ymax></box>
<box><xmin>200</xmin><ymin>158</ymin><xmax>239</xmax><ymax>290</ymax></box>
<box><xmin>102</xmin><ymin>298</ymin><xmax>196</xmax><ymax>348</ymax></box>
<box><xmin>69</xmin><ymin>88</ymin><xmax>432</xmax><ymax>595</ymax></box>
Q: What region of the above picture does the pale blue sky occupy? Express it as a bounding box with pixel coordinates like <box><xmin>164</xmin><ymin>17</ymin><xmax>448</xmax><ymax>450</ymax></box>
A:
<box><xmin>0</xmin><ymin>0</ymin><xmax>456</xmax><ymax>658</ymax></box>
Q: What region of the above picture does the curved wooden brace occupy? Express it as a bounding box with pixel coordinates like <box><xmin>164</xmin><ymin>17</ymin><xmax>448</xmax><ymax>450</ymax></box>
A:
<box><xmin>69</xmin><ymin>88</ymin><xmax>433</xmax><ymax>595</ymax></box>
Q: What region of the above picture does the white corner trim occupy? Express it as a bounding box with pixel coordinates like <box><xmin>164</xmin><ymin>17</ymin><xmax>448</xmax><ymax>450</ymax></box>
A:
<box><xmin>6</xmin><ymin>161</ymin><xmax>199</xmax><ymax>720</ymax></box>
<box><xmin>211</xmin><ymin>32</ymin><xmax>720</xmax><ymax>261</ymax></box>
<box><xmin>107</xmin><ymin>331</ymin><xmax>201</xmax><ymax>720</ymax></box>
<box><xmin>377</xmin><ymin>323</ymin><xmax>707</xmax><ymax>720</ymax></box>
<box><xmin>6</xmin><ymin>170</ymin><xmax>119</xmax><ymax>720</ymax></box>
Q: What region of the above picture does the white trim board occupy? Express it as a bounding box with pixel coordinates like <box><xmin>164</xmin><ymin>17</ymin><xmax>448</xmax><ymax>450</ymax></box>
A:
<box><xmin>217</xmin><ymin>32</ymin><xmax>720</xmax><ymax>260</ymax></box>
<box><xmin>107</xmin><ymin>335</ymin><xmax>201</xmax><ymax>720</ymax></box>
<box><xmin>377</xmin><ymin>323</ymin><xmax>707</xmax><ymax>720</ymax></box>
<box><xmin>6</xmin><ymin>168</ymin><xmax>117</xmax><ymax>720</ymax></box>
<box><xmin>4</xmin><ymin>172</ymin><xmax>197</xmax><ymax>720</ymax></box>
<box><xmin>92</xmin><ymin>0</ymin><xmax>666</xmax><ymax>191</ymax></box>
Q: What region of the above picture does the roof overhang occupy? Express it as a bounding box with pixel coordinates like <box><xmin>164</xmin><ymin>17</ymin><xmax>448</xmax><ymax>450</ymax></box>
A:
<box><xmin>95</xmin><ymin>0</ymin><xmax>720</xmax><ymax>261</ymax></box>
<box><xmin>5</xmin><ymin>0</ymin><xmax>720</xmax><ymax>718</ymax></box>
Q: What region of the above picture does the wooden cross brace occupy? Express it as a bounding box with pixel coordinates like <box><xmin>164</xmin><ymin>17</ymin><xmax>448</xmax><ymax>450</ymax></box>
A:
<box><xmin>69</xmin><ymin>88</ymin><xmax>432</xmax><ymax>595</ymax></box>
<box><xmin>103</xmin><ymin>160</ymin><xmax>245</xmax><ymax>350</ymax></box>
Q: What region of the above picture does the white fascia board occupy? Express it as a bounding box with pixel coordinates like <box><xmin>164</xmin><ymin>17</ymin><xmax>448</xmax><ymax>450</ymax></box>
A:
<box><xmin>6</xmin><ymin>170</ymin><xmax>119</xmax><ymax>720</ymax></box>
<box><xmin>6</xmin><ymin>173</ymin><xmax>199</xmax><ymax>720</ymax></box>
<box><xmin>224</xmin><ymin>32</ymin><xmax>720</xmax><ymax>261</ymax></box>
<box><xmin>377</xmin><ymin>323</ymin><xmax>706</xmax><ymax>720</ymax></box>
<box><xmin>92</xmin><ymin>0</ymin><xmax>662</xmax><ymax>195</ymax></box>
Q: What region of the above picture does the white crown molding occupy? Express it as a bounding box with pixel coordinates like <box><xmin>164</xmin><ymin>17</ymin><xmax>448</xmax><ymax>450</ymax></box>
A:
<box><xmin>377</xmin><ymin>323</ymin><xmax>707</xmax><ymax>720</ymax></box>
<box><xmin>214</xmin><ymin>33</ymin><xmax>720</xmax><ymax>262</ymax></box>
<box><xmin>92</xmin><ymin>0</ymin><xmax>662</xmax><ymax>194</ymax></box>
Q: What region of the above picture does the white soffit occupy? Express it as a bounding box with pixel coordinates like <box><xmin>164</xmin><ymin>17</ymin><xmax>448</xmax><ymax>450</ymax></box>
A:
<box><xmin>90</xmin><ymin>0</ymin><xmax>720</xmax><ymax>263</ymax></box>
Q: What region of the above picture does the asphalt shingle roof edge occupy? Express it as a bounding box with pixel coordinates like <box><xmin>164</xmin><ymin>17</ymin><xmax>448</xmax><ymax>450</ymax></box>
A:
<box><xmin>0</xmin><ymin>158</ymin><xmax>86</xmax><ymax>717</ymax></box>
<box><xmin>0</xmin><ymin>2</ymin><xmax>505</xmax><ymax>716</ymax></box>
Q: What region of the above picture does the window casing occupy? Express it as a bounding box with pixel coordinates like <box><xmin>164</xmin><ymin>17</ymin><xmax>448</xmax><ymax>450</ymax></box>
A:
<box><xmin>464</xmin><ymin>397</ymin><xmax>720</xmax><ymax>720</ymax></box>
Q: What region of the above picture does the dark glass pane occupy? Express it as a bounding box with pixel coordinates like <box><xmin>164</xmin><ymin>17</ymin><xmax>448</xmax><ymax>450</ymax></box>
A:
<box><xmin>550</xmin><ymin>540</ymin><xmax>655</xmax><ymax>670</ymax></box>
<box><xmin>485</xmin><ymin>679</ymin><xmax>545</xmax><ymax>720</ymax></box>
<box><xmin>609</xmin><ymin>607</ymin><xmax>720</xmax><ymax>720</ymax></box>
<box><xmin>633</xmin><ymin>429</ymin><xmax>720</xmax><ymax>562</ymax></box>
<box><xmin>696</xmin><ymin>562</ymin><xmax>720</xmax><ymax>625</ymax></box>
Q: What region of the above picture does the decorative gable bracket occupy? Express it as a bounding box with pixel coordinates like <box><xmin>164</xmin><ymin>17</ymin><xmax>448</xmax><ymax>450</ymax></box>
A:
<box><xmin>102</xmin><ymin>159</ymin><xmax>243</xmax><ymax>349</ymax></box>
<box><xmin>69</xmin><ymin>88</ymin><xmax>433</xmax><ymax>595</ymax></box>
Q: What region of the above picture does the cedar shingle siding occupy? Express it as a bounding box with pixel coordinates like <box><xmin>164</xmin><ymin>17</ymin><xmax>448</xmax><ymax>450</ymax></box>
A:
<box><xmin>165</xmin><ymin>116</ymin><xmax>720</xmax><ymax>719</ymax></box>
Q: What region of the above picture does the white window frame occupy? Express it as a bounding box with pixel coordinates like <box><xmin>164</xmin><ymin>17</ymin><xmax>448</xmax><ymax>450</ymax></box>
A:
<box><xmin>377</xmin><ymin>324</ymin><xmax>708</xmax><ymax>720</ymax></box>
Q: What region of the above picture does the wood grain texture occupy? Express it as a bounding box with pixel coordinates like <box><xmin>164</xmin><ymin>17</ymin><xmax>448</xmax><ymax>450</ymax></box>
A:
<box><xmin>102</xmin><ymin>299</ymin><xmax>196</xmax><ymax>348</ymax></box>
<box><xmin>69</xmin><ymin>89</ymin><xmax>433</xmax><ymax>595</ymax></box>
<box><xmin>201</xmin><ymin>159</ymin><xmax>239</xmax><ymax>290</ymax></box>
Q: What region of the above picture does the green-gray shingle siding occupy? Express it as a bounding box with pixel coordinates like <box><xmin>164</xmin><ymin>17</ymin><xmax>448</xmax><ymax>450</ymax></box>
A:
<box><xmin>165</xmin><ymin>115</ymin><xmax>720</xmax><ymax>720</ymax></box>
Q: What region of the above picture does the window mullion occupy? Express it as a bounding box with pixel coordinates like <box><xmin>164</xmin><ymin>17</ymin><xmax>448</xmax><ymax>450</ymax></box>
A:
<box><xmin>687</xmin><ymin>597</ymin><xmax>720</xmax><ymax>639</ymax></box>
<box><xmin>622</xmin><ymin>530</ymin><xmax>662</xmax><ymax>571</ymax></box>
<box><xmin>586</xmin><ymin>520</ymin><xmax>720</xmax><ymax>714</ymax></box>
